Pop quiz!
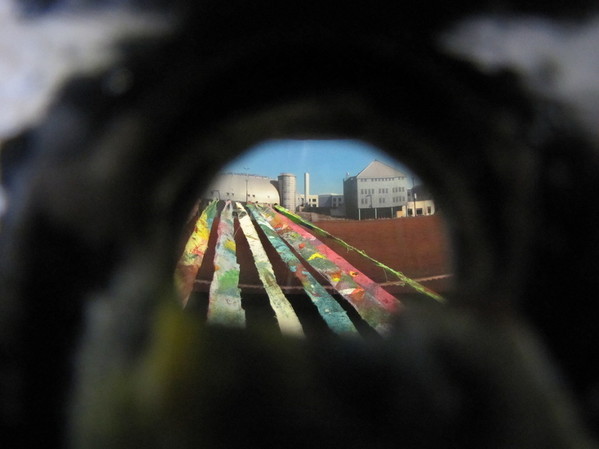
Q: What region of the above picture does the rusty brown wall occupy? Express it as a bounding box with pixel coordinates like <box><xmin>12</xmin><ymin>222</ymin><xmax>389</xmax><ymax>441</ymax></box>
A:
<box><xmin>192</xmin><ymin>213</ymin><xmax>453</xmax><ymax>294</ymax></box>
<box><xmin>314</xmin><ymin>215</ymin><xmax>453</xmax><ymax>281</ymax></box>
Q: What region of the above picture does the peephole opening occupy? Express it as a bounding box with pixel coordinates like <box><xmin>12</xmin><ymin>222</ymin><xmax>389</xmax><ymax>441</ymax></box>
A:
<box><xmin>174</xmin><ymin>139</ymin><xmax>453</xmax><ymax>338</ymax></box>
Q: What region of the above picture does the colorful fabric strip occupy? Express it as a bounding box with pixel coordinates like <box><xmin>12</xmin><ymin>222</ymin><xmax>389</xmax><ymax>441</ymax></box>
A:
<box><xmin>273</xmin><ymin>205</ymin><xmax>445</xmax><ymax>303</ymax></box>
<box><xmin>246</xmin><ymin>204</ymin><xmax>358</xmax><ymax>337</ymax></box>
<box><xmin>174</xmin><ymin>200</ymin><xmax>218</xmax><ymax>306</ymax></box>
<box><xmin>257</xmin><ymin>204</ymin><xmax>398</xmax><ymax>334</ymax></box>
<box><xmin>208</xmin><ymin>201</ymin><xmax>245</xmax><ymax>328</ymax></box>
<box><xmin>235</xmin><ymin>202</ymin><xmax>304</xmax><ymax>337</ymax></box>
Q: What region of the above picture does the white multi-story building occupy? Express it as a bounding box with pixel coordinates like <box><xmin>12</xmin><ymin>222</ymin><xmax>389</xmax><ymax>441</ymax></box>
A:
<box><xmin>343</xmin><ymin>160</ymin><xmax>409</xmax><ymax>220</ymax></box>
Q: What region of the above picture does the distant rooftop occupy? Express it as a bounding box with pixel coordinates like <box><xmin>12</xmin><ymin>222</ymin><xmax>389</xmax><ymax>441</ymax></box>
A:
<box><xmin>355</xmin><ymin>160</ymin><xmax>407</xmax><ymax>178</ymax></box>
<box><xmin>222</xmin><ymin>172</ymin><xmax>273</xmax><ymax>180</ymax></box>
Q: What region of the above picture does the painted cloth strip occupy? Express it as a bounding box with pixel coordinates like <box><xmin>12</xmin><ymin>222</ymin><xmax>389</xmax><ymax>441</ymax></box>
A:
<box><xmin>246</xmin><ymin>204</ymin><xmax>358</xmax><ymax>337</ymax></box>
<box><xmin>273</xmin><ymin>204</ymin><xmax>445</xmax><ymax>303</ymax></box>
<box><xmin>235</xmin><ymin>202</ymin><xmax>304</xmax><ymax>337</ymax></box>
<box><xmin>273</xmin><ymin>210</ymin><xmax>401</xmax><ymax>313</ymax></box>
<box><xmin>257</xmin><ymin>204</ymin><xmax>397</xmax><ymax>334</ymax></box>
<box><xmin>174</xmin><ymin>199</ymin><xmax>218</xmax><ymax>306</ymax></box>
<box><xmin>208</xmin><ymin>201</ymin><xmax>245</xmax><ymax>327</ymax></box>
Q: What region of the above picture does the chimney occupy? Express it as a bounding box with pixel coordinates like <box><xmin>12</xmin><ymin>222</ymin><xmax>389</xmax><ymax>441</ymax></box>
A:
<box><xmin>304</xmin><ymin>172</ymin><xmax>310</xmax><ymax>207</ymax></box>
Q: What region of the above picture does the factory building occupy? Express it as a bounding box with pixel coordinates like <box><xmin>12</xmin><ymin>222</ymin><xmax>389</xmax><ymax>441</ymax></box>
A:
<box><xmin>319</xmin><ymin>193</ymin><xmax>344</xmax><ymax>209</ymax></box>
<box><xmin>317</xmin><ymin>193</ymin><xmax>345</xmax><ymax>217</ymax></box>
<box><xmin>203</xmin><ymin>173</ymin><xmax>280</xmax><ymax>204</ymax></box>
<box><xmin>296</xmin><ymin>193</ymin><xmax>319</xmax><ymax>210</ymax></box>
<box><xmin>343</xmin><ymin>160</ymin><xmax>409</xmax><ymax>220</ymax></box>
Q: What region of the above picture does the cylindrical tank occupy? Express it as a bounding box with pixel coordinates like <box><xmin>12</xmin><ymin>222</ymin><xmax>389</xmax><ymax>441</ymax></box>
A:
<box><xmin>278</xmin><ymin>173</ymin><xmax>296</xmax><ymax>211</ymax></box>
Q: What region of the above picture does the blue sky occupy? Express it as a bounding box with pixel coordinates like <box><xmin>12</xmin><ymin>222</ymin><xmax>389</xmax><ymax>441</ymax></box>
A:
<box><xmin>222</xmin><ymin>139</ymin><xmax>415</xmax><ymax>194</ymax></box>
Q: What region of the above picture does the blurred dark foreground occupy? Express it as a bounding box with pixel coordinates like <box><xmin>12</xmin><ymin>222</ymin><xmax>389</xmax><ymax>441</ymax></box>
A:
<box><xmin>1</xmin><ymin>1</ymin><xmax>599</xmax><ymax>448</ymax></box>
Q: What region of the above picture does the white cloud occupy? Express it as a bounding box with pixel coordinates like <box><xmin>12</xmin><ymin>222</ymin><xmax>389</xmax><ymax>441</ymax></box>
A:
<box><xmin>0</xmin><ymin>0</ymin><xmax>171</xmax><ymax>139</ymax></box>
<box><xmin>441</xmin><ymin>14</ymin><xmax>599</xmax><ymax>140</ymax></box>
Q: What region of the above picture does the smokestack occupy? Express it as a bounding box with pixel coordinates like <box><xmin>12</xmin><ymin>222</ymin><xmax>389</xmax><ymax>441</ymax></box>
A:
<box><xmin>304</xmin><ymin>172</ymin><xmax>310</xmax><ymax>208</ymax></box>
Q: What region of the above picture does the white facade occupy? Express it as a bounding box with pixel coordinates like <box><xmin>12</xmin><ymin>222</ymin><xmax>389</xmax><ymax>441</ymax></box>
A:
<box><xmin>297</xmin><ymin>193</ymin><xmax>319</xmax><ymax>209</ymax></box>
<box><xmin>318</xmin><ymin>193</ymin><xmax>343</xmax><ymax>208</ymax></box>
<box><xmin>356</xmin><ymin>161</ymin><xmax>409</xmax><ymax>210</ymax></box>
<box><xmin>407</xmin><ymin>199</ymin><xmax>436</xmax><ymax>216</ymax></box>
<box><xmin>344</xmin><ymin>160</ymin><xmax>409</xmax><ymax>219</ymax></box>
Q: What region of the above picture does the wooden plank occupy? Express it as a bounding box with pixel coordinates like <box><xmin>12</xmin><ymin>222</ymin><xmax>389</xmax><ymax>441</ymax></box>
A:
<box><xmin>174</xmin><ymin>200</ymin><xmax>218</xmax><ymax>306</ymax></box>
<box><xmin>234</xmin><ymin>202</ymin><xmax>304</xmax><ymax>337</ymax></box>
<box><xmin>246</xmin><ymin>204</ymin><xmax>358</xmax><ymax>337</ymax></box>
<box><xmin>256</xmin><ymin>204</ymin><xmax>399</xmax><ymax>334</ymax></box>
<box><xmin>207</xmin><ymin>201</ymin><xmax>245</xmax><ymax>327</ymax></box>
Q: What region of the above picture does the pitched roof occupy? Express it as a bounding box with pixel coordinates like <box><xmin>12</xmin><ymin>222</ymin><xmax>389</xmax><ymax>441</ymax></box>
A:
<box><xmin>356</xmin><ymin>160</ymin><xmax>406</xmax><ymax>178</ymax></box>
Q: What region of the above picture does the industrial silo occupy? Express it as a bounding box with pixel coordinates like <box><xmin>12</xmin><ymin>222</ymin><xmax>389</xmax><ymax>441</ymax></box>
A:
<box><xmin>278</xmin><ymin>173</ymin><xmax>296</xmax><ymax>211</ymax></box>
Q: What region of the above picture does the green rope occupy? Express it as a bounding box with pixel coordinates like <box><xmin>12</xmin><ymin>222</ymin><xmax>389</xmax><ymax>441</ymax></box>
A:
<box><xmin>273</xmin><ymin>205</ymin><xmax>445</xmax><ymax>303</ymax></box>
